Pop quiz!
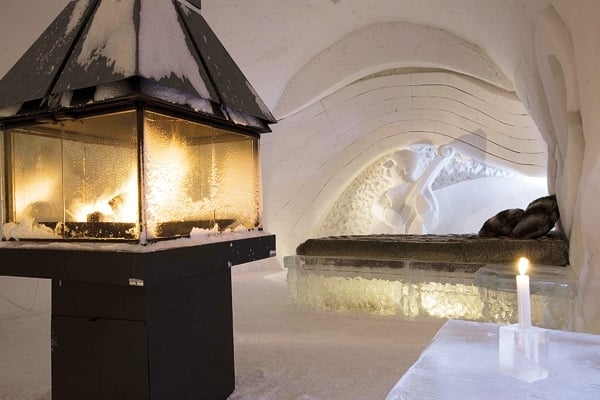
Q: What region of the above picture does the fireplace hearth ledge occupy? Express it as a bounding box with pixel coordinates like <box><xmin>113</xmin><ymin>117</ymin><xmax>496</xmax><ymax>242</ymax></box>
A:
<box><xmin>0</xmin><ymin>228</ymin><xmax>272</xmax><ymax>253</ymax></box>
<box><xmin>0</xmin><ymin>231</ymin><xmax>276</xmax><ymax>283</ymax></box>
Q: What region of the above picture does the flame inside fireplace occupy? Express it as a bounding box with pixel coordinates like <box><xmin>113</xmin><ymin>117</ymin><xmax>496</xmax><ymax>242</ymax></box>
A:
<box><xmin>70</xmin><ymin>171</ymin><xmax>138</xmax><ymax>223</ymax></box>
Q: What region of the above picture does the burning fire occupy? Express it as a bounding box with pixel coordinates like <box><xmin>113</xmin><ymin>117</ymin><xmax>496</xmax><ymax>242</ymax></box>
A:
<box><xmin>69</xmin><ymin>172</ymin><xmax>139</xmax><ymax>223</ymax></box>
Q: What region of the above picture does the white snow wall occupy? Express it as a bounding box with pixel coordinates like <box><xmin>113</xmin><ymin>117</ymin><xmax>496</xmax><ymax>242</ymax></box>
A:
<box><xmin>263</xmin><ymin>69</ymin><xmax>547</xmax><ymax>255</ymax></box>
<box><xmin>262</xmin><ymin>3</ymin><xmax>600</xmax><ymax>333</ymax></box>
<box><xmin>538</xmin><ymin>1</ymin><xmax>600</xmax><ymax>333</ymax></box>
<box><xmin>1</xmin><ymin>1</ymin><xmax>600</xmax><ymax>334</ymax></box>
<box><xmin>263</xmin><ymin>22</ymin><xmax>547</xmax><ymax>266</ymax></box>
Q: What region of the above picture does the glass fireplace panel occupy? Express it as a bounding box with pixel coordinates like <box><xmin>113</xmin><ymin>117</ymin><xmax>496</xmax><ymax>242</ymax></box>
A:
<box><xmin>9</xmin><ymin>130</ymin><xmax>63</xmax><ymax>232</ymax></box>
<box><xmin>143</xmin><ymin>111</ymin><xmax>261</xmax><ymax>239</ymax></box>
<box><xmin>3</xmin><ymin>110</ymin><xmax>139</xmax><ymax>240</ymax></box>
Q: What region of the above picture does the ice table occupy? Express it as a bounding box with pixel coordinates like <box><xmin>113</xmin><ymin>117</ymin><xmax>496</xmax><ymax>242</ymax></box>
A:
<box><xmin>385</xmin><ymin>319</ymin><xmax>600</xmax><ymax>400</ymax></box>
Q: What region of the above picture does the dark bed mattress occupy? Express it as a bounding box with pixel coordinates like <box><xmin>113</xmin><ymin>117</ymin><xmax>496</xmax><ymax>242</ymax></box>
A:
<box><xmin>295</xmin><ymin>233</ymin><xmax>569</xmax><ymax>266</ymax></box>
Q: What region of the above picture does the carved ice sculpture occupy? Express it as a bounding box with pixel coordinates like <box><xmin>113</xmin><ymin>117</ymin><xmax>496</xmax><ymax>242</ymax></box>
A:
<box><xmin>371</xmin><ymin>145</ymin><xmax>455</xmax><ymax>234</ymax></box>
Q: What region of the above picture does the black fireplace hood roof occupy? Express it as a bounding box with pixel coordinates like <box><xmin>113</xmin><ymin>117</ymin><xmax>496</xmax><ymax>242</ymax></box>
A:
<box><xmin>0</xmin><ymin>0</ymin><xmax>276</xmax><ymax>133</ymax></box>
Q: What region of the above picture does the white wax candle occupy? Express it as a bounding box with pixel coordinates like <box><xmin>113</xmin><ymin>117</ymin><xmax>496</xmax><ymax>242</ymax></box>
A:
<box><xmin>516</xmin><ymin>257</ymin><xmax>532</xmax><ymax>328</ymax></box>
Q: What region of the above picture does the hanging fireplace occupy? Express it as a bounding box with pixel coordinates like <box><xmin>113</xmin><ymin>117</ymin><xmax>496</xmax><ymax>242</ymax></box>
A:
<box><xmin>0</xmin><ymin>1</ymin><xmax>276</xmax><ymax>399</ymax></box>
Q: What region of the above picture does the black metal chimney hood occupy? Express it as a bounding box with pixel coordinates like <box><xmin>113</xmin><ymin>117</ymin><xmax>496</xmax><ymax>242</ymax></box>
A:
<box><xmin>0</xmin><ymin>0</ymin><xmax>275</xmax><ymax>133</ymax></box>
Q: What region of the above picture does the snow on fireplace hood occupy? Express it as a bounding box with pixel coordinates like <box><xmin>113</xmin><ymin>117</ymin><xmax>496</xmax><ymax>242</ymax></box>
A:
<box><xmin>0</xmin><ymin>0</ymin><xmax>276</xmax><ymax>133</ymax></box>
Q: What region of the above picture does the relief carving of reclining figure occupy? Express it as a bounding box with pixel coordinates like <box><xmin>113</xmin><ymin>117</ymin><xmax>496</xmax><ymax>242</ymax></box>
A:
<box><xmin>371</xmin><ymin>144</ymin><xmax>455</xmax><ymax>234</ymax></box>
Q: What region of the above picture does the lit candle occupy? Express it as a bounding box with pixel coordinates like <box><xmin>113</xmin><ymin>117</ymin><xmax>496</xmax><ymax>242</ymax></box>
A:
<box><xmin>516</xmin><ymin>257</ymin><xmax>532</xmax><ymax>328</ymax></box>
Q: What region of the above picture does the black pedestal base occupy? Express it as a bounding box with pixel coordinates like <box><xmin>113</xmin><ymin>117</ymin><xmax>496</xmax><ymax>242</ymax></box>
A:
<box><xmin>0</xmin><ymin>234</ymin><xmax>276</xmax><ymax>400</ymax></box>
<box><xmin>51</xmin><ymin>271</ymin><xmax>234</xmax><ymax>400</ymax></box>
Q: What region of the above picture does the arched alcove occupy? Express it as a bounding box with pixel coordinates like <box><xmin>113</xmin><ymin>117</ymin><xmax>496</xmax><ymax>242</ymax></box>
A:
<box><xmin>535</xmin><ymin>7</ymin><xmax>583</xmax><ymax>239</ymax></box>
<box><xmin>316</xmin><ymin>143</ymin><xmax>547</xmax><ymax>237</ymax></box>
<box><xmin>547</xmin><ymin>55</ymin><xmax>584</xmax><ymax>237</ymax></box>
<box><xmin>273</xmin><ymin>21</ymin><xmax>514</xmax><ymax>120</ymax></box>
<box><xmin>264</xmin><ymin>68</ymin><xmax>547</xmax><ymax>261</ymax></box>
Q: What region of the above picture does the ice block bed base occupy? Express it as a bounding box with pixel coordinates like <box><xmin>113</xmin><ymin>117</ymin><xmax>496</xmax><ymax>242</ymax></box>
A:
<box><xmin>286</xmin><ymin>234</ymin><xmax>575</xmax><ymax>329</ymax></box>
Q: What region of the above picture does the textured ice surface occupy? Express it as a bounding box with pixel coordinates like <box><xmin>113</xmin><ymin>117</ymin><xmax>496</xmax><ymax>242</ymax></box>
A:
<box><xmin>499</xmin><ymin>324</ymin><xmax>549</xmax><ymax>383</ymax></box>
<box><xmin>285</xmin><ymin>256</ymin><xmax>576</xmax><ymax>329</ymax></box>
<box><xmin>317</xmin><ymin>146</ymin><xmax>547</xmax><ymax>237</ymax></box>
<box><xmin>386</xmin><ymin>319</ymin><xmax>600</xmax><ymax>400</ymax></box>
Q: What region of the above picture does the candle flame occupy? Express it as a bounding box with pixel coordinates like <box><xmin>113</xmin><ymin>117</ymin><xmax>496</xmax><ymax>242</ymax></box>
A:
<box><xmin>518</xmin><ymin>257</ymin><xmax>529</xmax><ymax>275</ymax></box>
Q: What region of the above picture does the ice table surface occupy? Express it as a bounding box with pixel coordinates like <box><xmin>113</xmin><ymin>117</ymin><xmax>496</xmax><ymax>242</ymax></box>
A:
<box><xmin>385</xmin><ymin>319</ymin><xmax>600</xmax><ymax>400</ymax></box>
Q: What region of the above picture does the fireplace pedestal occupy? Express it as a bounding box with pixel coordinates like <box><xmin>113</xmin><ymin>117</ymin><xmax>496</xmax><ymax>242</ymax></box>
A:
<box><xmin>0</xmin><ymin>233</ymin><xmax>275</xmax><ymax>400</ymax></box>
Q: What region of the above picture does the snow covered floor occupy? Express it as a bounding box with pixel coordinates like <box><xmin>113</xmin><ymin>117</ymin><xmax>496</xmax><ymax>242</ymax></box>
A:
<box><xmin>0</xmin><ymin>258</ymin><xmax>445</xmax><ymax>400</ymax></box>
<box><xmin>0</xmin><ymin>313</ymin><xmax>50</xmax><ymax>400</ymax></box>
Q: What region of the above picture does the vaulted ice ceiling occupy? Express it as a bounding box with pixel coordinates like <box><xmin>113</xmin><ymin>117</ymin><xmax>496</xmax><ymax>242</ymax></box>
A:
<box><xmin>200</xmin><ymin>0</ymin><xmax>552</xmax><ymax>113</ymax></box>
<box><xmin>1</xmin><ymin>0</ymin><xmax>551</xmax><ymax>115</ymax></box>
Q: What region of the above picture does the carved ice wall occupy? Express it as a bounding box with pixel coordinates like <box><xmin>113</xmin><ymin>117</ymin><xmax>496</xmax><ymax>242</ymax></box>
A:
<box><xmin>263</xmin><ymin>69</ymin><xmax>547</xmax><ymax>264</ymax></box>
<box><xmin>274</xmin><ymin>21</ymin><xmax>514</xmax><ymax>120</ymax></box>
<box><xmin>532</xmin><ymin>4</ymin><xmax>600</xmax><ymax>332</ymax></box>
<box><xmin>317</xmin><ymin>147</ymin><xmax>547</xmax><ymax>237</ymax></box>
<box><xmin>535</xmin><ymin>7</ymin><xmax>583</xmax><ymax>239</ymax></box>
